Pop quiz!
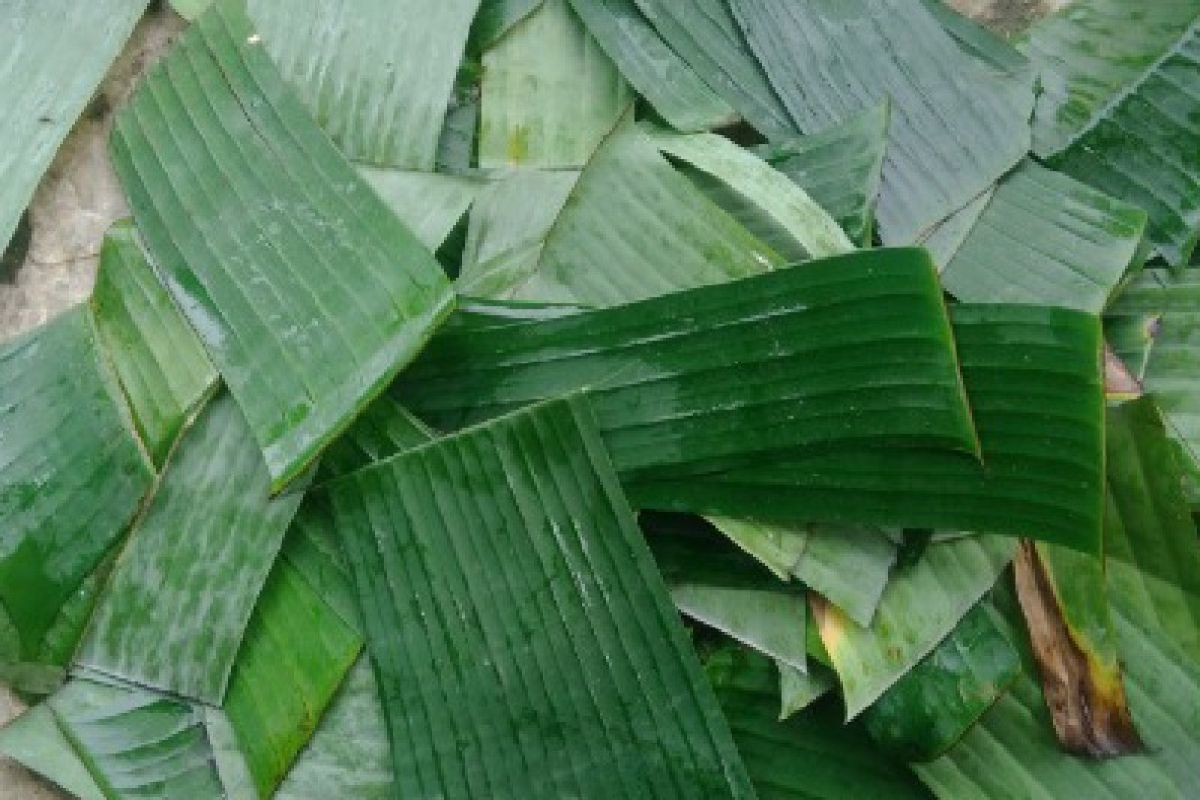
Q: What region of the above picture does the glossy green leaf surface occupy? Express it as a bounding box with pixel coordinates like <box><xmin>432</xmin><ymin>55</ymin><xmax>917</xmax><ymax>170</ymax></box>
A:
<box><xmin>356</xmin><ymin>168</ymin><xmax>484</xmax><ymax>251</ymax></box>
<box><xmin>48</xmin><ymin>679</ymin><xmax>225</xmax><ymax>799</ymax></box>
<box><xmin>863</xmin><ymin>601</ymin><xmax>1020</xmax><ymax>761</ymax></box>
<box><xmin>567</xmin><ymin>0</ymin><xmax>737</xmax><ymax>132</ymax></box>
<box><xmin>110</xmin><ymin>0</ymin><xmax>455</xmax><ymax>490</ymax></box>
<box><xmin>640</xmin><ymin>304</ymin><xmax>1105</xmax><ymax>550</ymax></box>
<box><xmin>794</xmin><ymin>526</ymin><xmax>896</xmax><ymax>629</ymax></box>
<box><xmin>0</xmin><ymin>307</ymin><xmax>153</xmax><ymax>674</ymax></box>
<box><xmin>90</xmin><ymin>221</ymin><xmax>218</xmax><ymax>467</ymax></box>
<box><xmin>399</xmin><ymin>248</ymin><xmax>978</xmax><ymax>485</ymax></box>
<box><xmin>633</xmin><ymin>0</ymin><xmax>795</xmax><ymax>139</ymax></box>
<box><xmin>78</xmin><ymin>394</ymin><xmax>307</xmax><ymax>704</ymax></box>
<box><xmin>328</xmin><ymin>398</ymin><xmax>755</xmax><ymax>799</ymax></box>
<box><xmin>0</xmin><ymin>0</ymin><xmax>148</xmax><ymax>254</ymax></box>
<box><xmin>222</xmin><ymin>560</ymin><xmax>362</xmax><ymax>797</ymax></box>
<box><xmin>732</xmin><ymin>0</ymin><xmax>1032</xmax><ymax>243</ymax></box>
<box><xmin>479</xmin><ymin>0</ymin><xmax>632</xmax><ymax>168</ymax></box>
<box><xmin>941</xmin><ymin>161</ymin><xmax>1148</xmax><ymax>313</ymax></box>
<box><xmin>0</xmin><ymin>703</ymin><xmax>105</xmax><ymax>800</ymax></box>
<box><xmin>757</xmin><ymin>102</ymin><xmax>890</xmax><ymax>247</ymax></box>
<box><xmin>1020</xmin><ymin>0</ymin><xmax>1200</xmax><ymax>264</ymax></box>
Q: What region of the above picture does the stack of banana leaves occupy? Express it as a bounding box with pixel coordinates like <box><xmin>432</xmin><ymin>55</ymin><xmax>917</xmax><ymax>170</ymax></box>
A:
<box><xmin>0</xmin><ymin>0</ymin><xmax>1197</xmax><ymax>797</ymax></box>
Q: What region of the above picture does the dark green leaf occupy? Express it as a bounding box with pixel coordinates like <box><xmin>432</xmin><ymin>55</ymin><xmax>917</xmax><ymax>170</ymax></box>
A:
<box><xmin>471</xmin><ymin>0</ymin><xmax>545</xmax><ymax>52</ymax></box>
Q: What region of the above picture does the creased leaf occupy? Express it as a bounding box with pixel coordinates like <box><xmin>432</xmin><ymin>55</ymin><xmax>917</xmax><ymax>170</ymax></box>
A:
<box><xmin>110</xmin><ymin>0</ymin><xmax>455</xmax><ymax>490</ymax></box>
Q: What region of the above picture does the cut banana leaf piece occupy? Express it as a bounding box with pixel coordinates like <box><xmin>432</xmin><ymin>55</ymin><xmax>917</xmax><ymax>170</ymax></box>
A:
<box><xmin>221</xmin><ymin>561</ymin><xmax>362</xmax><ymax>798</ymax></box>
<box><xmin>645</xmin><ymin>126</ymin><xmax>854</xmax><ymax>259</ymax></box>
<box><xmin>706</xmin><ymin>517</ymin><xmax>808</xmax><ymax>582</ymax></box>
<box><xmin>813</xmin><ymin>535</ymin><xmax>1015</xmax><ymax>719</ymax></box>
<box><xmin>328</xmin><ymin>397</ymin><xmax>755</xmax><ymax>798</ymax></box>
<box><xmin>633</xmin><ymin>0</ymin><xmax>795</xmax><ymax>139</ymax></box>
<box><xmin>941</xmin><ymin>161</ymin><xmax>1148</xmax><ymax>313</ymax></box>
<box><xmin>0</xmin><ymin>703</ymin><xmax>105</xmax><ymax>800</ymax></box>
<box><xmin>479</xmin><ymin>0</ymin><xmax>632</xmax><ymax>168</ymax></box>
<box><xmin>399</xmin><ymin>248</ymin><xmax>978</xmax><ymax>485</ymax></box>
<box><xmin>356</xmin><ymin>168</ymin><xmax>484</xmax><ymax>251</ymax></box>
<box><xmin>0</xmin><ymin>307</ymin><xmax>154</xmax><ymax>686</ymax></box>
<box><xmin>78</xmin><ymin>394</ymin><xmax>308</xmax><ymax>705</ymax></box>
<box><xmin>778</xmin><ymin>661</ymin><xmax>836</xmax><ymax>720</ymax></box>
<box><xmin>862</xmin><ymin>600</ymin><xmax>1021</xmax><ymax>762</ymax></box>
<box><xmin>111</xmin><ymin>0</ymin><xmax>455</xmax><ymax>490</ymax></box>
<box><xmin>274</xmin><ymin>656</ymin><xmax>393</xmax><ymax>800</ymax></box>
<box><xmin>0</xmin><ymin>0</ymin><xmax>148</xmax><ymax>254</ymax></box>
<box><xmin>732</xmin><ymin>0</ymin><xmax>1032</xmax><ymax>244</ymax></box>
<box><xmin>1020</xmin><ymin>0</ymin><xmax>1200</xmax><ymax>264</ymax></box>
<box><xmin>567</xmin><ymin>0</ymin><xmax>737</xmax><ymax>132</ymax></box>
<box><xmin>919</xmin><ymin>188</ymin><xmax>995</xmax><ymax>269</ymax></box>
<box><xmin>639</xmin><ymin>304</ymin><xmax>1106</xmax><ymax>551</ymax></box>
<box><xmin>91</xmin><ymin>221</ymin><xmax>218</xmax><ymax>467</ymax></box>
<box><xmin>756</xmin><ymin>102</ymin><xmax>890</xmax><ymax>248</ymax></box>
<box><xmin>471</xmin><ymin>0</ymin><xmax>544</xmax><ymax>51</ymax></box>
<box><xmin>794</xmin><ymin>526</ymin><xmax>897</xmax><ymax>629</ymax></box>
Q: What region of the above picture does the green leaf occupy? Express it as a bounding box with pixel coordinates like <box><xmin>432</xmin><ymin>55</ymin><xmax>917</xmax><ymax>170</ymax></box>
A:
<box><xmin>399</xmin><ymin>248</ymin><xmax>978</xmax><ymax>487</ymax></box>
<box><xmin>90</xmin><ymin>221</ymin><xmax>218</xmax><ymax>467</ymax></box>
<box><xmin>941</xmin><ymin>161</ymin><xmax>1148</xmax><ymax>313</ymax></box>
<box><xmin>813</xmin><ymin>535</ymin><xmax>1015</xmax><ymax>719</ymax></box>
<box><xmin>0</xmin><ymin>0</ymin><xmax>148</xmax><ymax>254</ymax></box>
<box><xmin>705</xmin><ymin>517</ymin><xmax>808</xmax><ymax>582</ymax></box>
<box><xmin>479</xmin><ymin>0</ymin><xmax>632</xmax><ymax>168</ymax></box>
<box><xmin>78</xmin><ymin>394</ymin><xmax>307</xmax><ymax>704</ymax></box>
<box><xmin>471</xmin><ymin>0</ymin><xmax>544</xmax><ymax>50</ymax></box>
<box><xmin>778</xmin><ymin>661</ymin><xmax>836</xmax><ymax>719</ymax></box>
<box><xmin>862</xmin><ymin>601</ymin><xmax>1021</xmax><ymax>761</ymax></box>
<box><xmin>356</xmin><ymin>168</ymin><xmax>484</xmax><ymax>251</ymax></box>
<box><xmin>0</xmin><ymin>704</ymin><xmax>105</xmax><ymax>800</ymax></box>
<box><xmin>48</xmin><ymin>679</ymin><xmax>225</xmax><ymax>799</ymax></box>
<box><xmin>918</xmin><ymin>188</ymin><xmax>995</xmax><ymax>268</ymax></box>
<box><xmin>756</xmin><ymin>102</ymin><xmax>890</xmax><ymax>247</ymax></box>
<box><xmin>645</xmin><ymin>126</ymin><xmax>854</xmax><ymax>259</ymax></box>
<box><xmin>732</xmin><ymin>0</ymin><xmax>1033</xmax><ymax>243</ymax></box>
<box><xmin>567</xmin><ymin>0</ymin><xmax>738</xmax><ymax>132</ymax></box>
<box><xmin>0</xmin><ymin>307</ymin><xmax>153</xmax><ymax>672</ymax></box>
<box><xmin>328</xmin><ymin>397</ymin><xmax>756</xmax><ymax>798</ymax></box>
<box><xmin>110</xmin><ymin>0</ymin><xmax>456</xmax><ymax>490</ymax></box>
<box><xmin>1020</xmin><ymin>0</ymin><xmax>1200</xmax><ymax>264</ymax></box>
<box><xmin>641</xmin><ymin>304</ymin><xmax>1106</xmax><ymax>551</ymax></box>
<box><xmin>221</xmin><ymin>561</ymin><xmax>362</xmax><ymax>797</ymax></box>
<box><xmin>793</xmin><ymin>526</ymin><xmax>896</xmax><ymax>628</ymax></box>
<box><xmin>315</xmin><ymin>392</ymin><xmax>436</xmax><ymax>482</ymax></box>
<box><xmin>633</xmin><ymin>0</ymin><xmax>796</xmax><ymax>138</ymax></box>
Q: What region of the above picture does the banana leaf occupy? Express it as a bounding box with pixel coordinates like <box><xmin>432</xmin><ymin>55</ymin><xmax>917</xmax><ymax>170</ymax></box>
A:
<box><xmin>327</xmin><ymin>397</ymin><xmax>755</xmax><ymax>798</ymax></box>
<box><xmin>778</xmin><ymin>661</ymin><xmax>836</xmax><ymax>720</ymax></box>
<box><xmin>0</xmin><ymin>307</ymin><xmax>154</xmax><ymax>690</ymax></box>
<box><xmin>0</xmin><ymin>0</ymin><xmax>148</xmax><ymax>254</ymax></box>
<box><xmin>794</xmin><ymin>526</ymin><xmax>897</xmax><ymax>628</ymax></box>
<box><xmin>1020</xmin><ymin>0</ymin><xmax>1200</xmax><ymax>264</ymax></box>
<box><xmin>471</xmin><ymin>0</ymin><xmax>544</xmax><ymax>51</ymax></box>
<box><xmin>0</xmin><ymin>703</ymin><xmax>105</xmax><ymax>800</ymax></box>
<box><xmin>356</xmin><ymin>169</ymin><xmax>484</xmax><ymax>251</ymax></box>
<box><xmin>705</xmin><ymin>517</ymin><xmax>809</xmax><ymax>582</ymax></box>
<box><xmin>110</xmin><ymin>0</ymin><xmax>455</xmax><ymax>490</ymax></box>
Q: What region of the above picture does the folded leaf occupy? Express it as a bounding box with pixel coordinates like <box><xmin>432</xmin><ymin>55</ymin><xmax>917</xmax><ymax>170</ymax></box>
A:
<box><xmin>90</xmin><ymin>221</ymin><xmax>218</xmax><ymax>466</ymax></box>
<box><xmin>941</xmin><ymin>161</ymin><xmax>1148</xmax><ymax>313</ymax></box>
<box><xmin>0</xmin><ymin>703</ymin><xmax>105</xmax><ymax>800</ymax></box>
<box><xmin>1020</xmin><ymin>0</ymin><xmax>1200</xmax><ymax>264</ymax></box>
<box><xmin>0</xmin><ymin>0</ymin><xmax>148</xmax><ymax>254</ymax></box>
<box><xmin>78</xmin><ymin>394</ymin><xmax>307</xmax><ymax>704</ymax></box>
<box><xmin>356</xmin><ymin>169</ymin><xmax>484</xmax><ymax>251</ymax></box>
<box><xmin>794</xmin><ymin>526</ymin><xmax>897</xmax><ymax>628</ymax></box>
<box><xmin>0</xmin><ymin>307</ymin><xmax>153</xmax><ymax>681</ymax></box>
<box><xmin>732</xmin><ymin>0</ymin><xmax>1032</xmax><ymax>244</ymax></box>
<box><xmin>328</xmin><ymin>397</ymin><xmax>755</xmax><ymax>798</ymax></box>
<box><xmin>812</xmin><ymin>535</ymin><xmax>1014</xmax><ymax>719</ymax></box>
<box><xmin>400</xmin><ymin>248</ymin><xmax>978</xmax><ymax>484</ymax></box>
<box><xmin>110</xmin><ymin>0</ymin><xmax>455</xmax><ymax>490</ymax></box>
<box><xmin>479</xmin><ymin>0</ymin><xmax>632</xmax><ymax>168</ymax></box>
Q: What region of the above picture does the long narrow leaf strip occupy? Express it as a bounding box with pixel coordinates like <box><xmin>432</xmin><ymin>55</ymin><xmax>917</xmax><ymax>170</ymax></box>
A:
<box><xmin>1020</xmin><ymin>0</ymin><xmax>1200</xmax><ymax>264</ymax></box>
<box><xmin>479</xmin><ymin>0</ymin><xmax>632</xmax><ymax>169</ymax></box>
<box><xmin>221</xmin><ymin>561</ymin><xmax>362</xmax><ymax>797</ymax></box>
<box><xmin>757</xmin><ymin>102</ymin><xmax>890</xmax><ymax>247</ymax></box>
<box><xmin>328</xmin><ymin>398</ymin><xmax>755</xmax><ymax>798</ymax></box>
<box><xmin>0</xmin><ymin>704</ymin><xmax>106</xmax><ymax>800</ymax></box>
<box><xmin>639</xmin><ymin>304</ymin><xmax>1105</xmax><ymax>550</ymax></box>
<box><xmin>0</xmin><ymin>307</ymin><xmax>153</xmax><ymax>680</ymax></box>
<box><xmin>567</xmin><ymin>0</ymin><xmax>737</xmax><ymax>133</ymax></box>
<box><xmin>632</xmin><ymin>0</ymin><xmax>795</xmax><ymax>139</ymax></box>
<box><xmin>90</xmin><ymin>221</ymin><xmax>219</xmax><ymax>467</ymax></box>
<box><xmin>110</xmin><ymin>0</ymin><xmax>456</xmax><ymax>490</ymax></box>
<box><xmin>0</xmin><ymin>0</ymin><xmax>148</xmax><ymax>253</ymax></box>
<box><xmin>731</xmin><ymin>0</ymin><xmax>1032</xmax><ymax>243</ymax></box>
<box><xmin>398</xmin><ymin>248</ymin><xmax>978</xmax><ymax>483</ymax></box>
<box><xmin>78</xmin><ymin>394</ymin><xmax>307</xmax><ymax>704</ymax></box>
<box><xmin>47</xmin><ymin>679</ymin><xmax>225</xmax><ymax>799</ymax></box>
<box><xmin>941</xmin><ymin>161</ymin><xmax>1148</xmax><ymax>313</ymax></box>
<box><xmin>812</xmin><ymin>535</ymin><xmax>1015</xmax><ymax>719</ymax></box>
